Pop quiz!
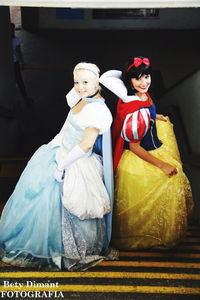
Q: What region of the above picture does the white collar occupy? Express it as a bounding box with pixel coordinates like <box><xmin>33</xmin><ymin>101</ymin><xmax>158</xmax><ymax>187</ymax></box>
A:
<box><xmin>100</xmin><ymin>70</ymin><xmax>140</xmax><ymax>102</ymax></box>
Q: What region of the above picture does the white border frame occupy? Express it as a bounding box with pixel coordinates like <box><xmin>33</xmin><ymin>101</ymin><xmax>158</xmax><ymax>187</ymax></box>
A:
<box><xmin>1</xmin><ymin>0</ymin><xmax>200</xmax><ymax>8</ymax></box>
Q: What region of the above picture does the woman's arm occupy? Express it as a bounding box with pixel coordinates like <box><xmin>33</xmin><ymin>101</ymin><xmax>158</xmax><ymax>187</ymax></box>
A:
<box><xmin>54</xmin><ymin>127</ymin><xmax>99</xmax><ymax>182</ymax></box>
<box><xmin>129</xmin><ymin>142</ymin><xmax>177</xmax><ymax>178</ymax></box>
<box><xmin>79</xmin><ymin>127</ymin><xmax>100</xmax><ymax>152</ymax></box>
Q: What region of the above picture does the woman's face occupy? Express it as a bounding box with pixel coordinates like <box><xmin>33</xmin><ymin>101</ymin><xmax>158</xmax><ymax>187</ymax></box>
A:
<box><xmin>131</xmin><ymin>74</ymin><xmax>151</xmax><ymax>95</ymax></box>
<box><xmin>74</xmin><ymin>69</ymin><xmax>99</xmax><ymax>98</ymax></box>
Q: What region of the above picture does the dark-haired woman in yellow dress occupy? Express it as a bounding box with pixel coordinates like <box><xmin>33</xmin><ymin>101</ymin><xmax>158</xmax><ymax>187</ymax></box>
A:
<box><xmin>100</xmin><ymin>57</ymin><xmax>193</xmax><ymax>250</ymax></box>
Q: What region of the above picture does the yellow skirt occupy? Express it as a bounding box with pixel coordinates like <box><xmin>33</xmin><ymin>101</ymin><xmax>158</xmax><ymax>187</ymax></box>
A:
<box><xmin>112</xmin><ymin>118</ymin><xmax>193</xmax><ymax>250</ymax></box>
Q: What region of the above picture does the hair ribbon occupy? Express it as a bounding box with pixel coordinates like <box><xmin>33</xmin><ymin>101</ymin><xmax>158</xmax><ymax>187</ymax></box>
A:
<box><xmin>127</xmin><ymin>57</ymin><xmax>150</xmax><ymax>72</ymax></box>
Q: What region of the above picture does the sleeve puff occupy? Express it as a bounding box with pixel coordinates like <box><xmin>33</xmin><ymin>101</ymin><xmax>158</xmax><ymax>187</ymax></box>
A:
<box><xmin>78</xmin><ymin>102</ymin><xmax>113</xmax><ymax>134</ymax></box>
<box><xmin>121</xmin><ymin>108</ymin><xmax>150</xmax><ymax>143</ymax></box>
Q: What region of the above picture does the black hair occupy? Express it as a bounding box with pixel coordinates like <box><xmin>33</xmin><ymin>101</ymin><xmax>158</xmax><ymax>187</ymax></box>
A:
<box><xmin>122</xmin><ymin>56</ymin><xmax>152</xmax><ymax>95</ymax></box>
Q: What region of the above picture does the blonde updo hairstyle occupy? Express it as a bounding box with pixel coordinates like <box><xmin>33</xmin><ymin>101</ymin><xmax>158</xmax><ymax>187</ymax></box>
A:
<box><xmin>73</xmin><ymin>62</ymin><xmax>101</xmax><ymax>93</ymax></box>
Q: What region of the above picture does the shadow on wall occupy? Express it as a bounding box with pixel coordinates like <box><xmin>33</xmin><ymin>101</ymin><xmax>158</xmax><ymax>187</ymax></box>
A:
<box><xmin>157</xmin><ymin>69</ymin><xmax>200</xmax><ymax>224</ymax></box>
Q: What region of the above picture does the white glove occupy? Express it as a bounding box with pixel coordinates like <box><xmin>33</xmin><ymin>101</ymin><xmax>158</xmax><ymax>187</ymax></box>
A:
<box><xmin>66</xmin><ymin>88</ymin><xmax>81</xmax><ymax>108</ymax></box>
<box><xmin>54</xmin><ymin>145</ymin><xmax>85</xmax><ymax>182</ymax></box>
<box><xmin>100</xmin><ymin>70</ymin><xmax>140</xmax><ymax>103</ymax></box>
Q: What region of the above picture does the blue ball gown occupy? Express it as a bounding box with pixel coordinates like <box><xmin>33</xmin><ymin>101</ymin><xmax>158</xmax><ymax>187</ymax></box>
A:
<box><xmin>0</xmin><ymin>97</ymin><xmax>114</xmax><ymax>270</ymax></box>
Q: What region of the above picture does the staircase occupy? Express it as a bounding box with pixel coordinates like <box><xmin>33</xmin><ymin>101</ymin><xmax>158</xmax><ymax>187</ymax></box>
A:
<box><xmin>0</xmin><ymin>225</ymin><xmax>200</xmax><ymax>299</ymax></box>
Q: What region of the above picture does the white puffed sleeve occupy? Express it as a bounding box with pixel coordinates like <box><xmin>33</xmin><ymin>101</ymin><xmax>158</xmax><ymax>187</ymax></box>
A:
<box><xmin>77</xmin><ymin>102</ymin><xmax>112</xmax><ymax>134</ymax></box>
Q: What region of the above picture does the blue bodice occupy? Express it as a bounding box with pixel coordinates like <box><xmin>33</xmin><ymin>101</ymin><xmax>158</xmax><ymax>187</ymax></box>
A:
<box><xmin>140</xmin><ymin>104</ymin><xmax>162</xmax><ymax>151</ymax></box>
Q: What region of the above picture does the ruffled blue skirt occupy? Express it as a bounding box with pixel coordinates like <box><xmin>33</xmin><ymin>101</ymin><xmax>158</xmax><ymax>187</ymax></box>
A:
<box><xmin>0</xmin><ymin>144</ymin><xmax>106</xmax><ymax>270</ymax></box>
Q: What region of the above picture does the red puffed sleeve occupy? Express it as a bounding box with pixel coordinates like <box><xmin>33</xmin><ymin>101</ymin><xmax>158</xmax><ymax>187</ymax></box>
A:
<box><xmin>121</xmin><ymin>108</ymin><xmax>150</xmax><ymax>142</ymax></box>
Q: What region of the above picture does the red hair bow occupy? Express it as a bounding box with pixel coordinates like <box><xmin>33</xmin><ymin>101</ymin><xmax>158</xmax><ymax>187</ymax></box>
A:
<box><xmin>127</xmin><ymin>57</ymin><xmax>150</xmax><ymax>72</ymax></box>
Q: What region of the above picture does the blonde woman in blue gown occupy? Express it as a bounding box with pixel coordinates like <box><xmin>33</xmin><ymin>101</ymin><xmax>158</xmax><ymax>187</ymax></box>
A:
<box><xmin>0</xmin><ymin>62</ymin><xmax>114</xmax><ymax>270</ymax></box>
<box><xmin>100</xmin><ymin>57</ymin><xmax>193</xmax><ymax>250</ymax></box>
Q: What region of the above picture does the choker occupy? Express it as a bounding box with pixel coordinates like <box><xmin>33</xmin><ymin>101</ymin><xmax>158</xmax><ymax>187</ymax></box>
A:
<box><xmin>88</xmin><ymin>90</ymin><xmax>99</xmax><ymax>98</ymax></box>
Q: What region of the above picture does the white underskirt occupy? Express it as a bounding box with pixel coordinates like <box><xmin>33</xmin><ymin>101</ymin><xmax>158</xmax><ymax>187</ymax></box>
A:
<box><xmin>62</xmin><ymin>153</ymin><xmax>111</xmax><ymax>220</ymax></box>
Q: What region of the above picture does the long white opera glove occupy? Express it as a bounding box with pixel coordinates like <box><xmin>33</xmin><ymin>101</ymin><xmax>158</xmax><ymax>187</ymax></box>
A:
<box><xmin>54</xmin><ymin>145</ymin><xmax>85</xmax><ymax>182</ymax></box>
<box><xmin>66</xmin><ymin>88</ymin><xmax>80</xmax><ymax>108</ymax></box>
<box><xmin>99</xmin><ymin>70</ymin><xmax>140</xmax><ymax>103</ymax></box>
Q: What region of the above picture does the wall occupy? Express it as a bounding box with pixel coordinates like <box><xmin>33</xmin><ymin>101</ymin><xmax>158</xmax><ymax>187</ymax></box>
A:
<box><xmin>19</xmin><ymin>7</ymin><xmax>200</xmax><ymax>91</ymax></box>
<box><xmin>158</xmin><ymin>70</ymin><xmax>200</xmax><ymax>223</ymax></box>
<box><xmin>0</xmin><ymin>6</ymin><xmax>16</xmax><ymax>109</ymax></box>
<box><xmin>38</xmin><ymin>8</ymin><xmax>200</xmax><ymax>30</ymax></box>
<box><xmin>0</xmin><ymin>6</ymin><xmax>20</xmax><ymax>156</ymax></box>
<box><xmin>158</xmin><ymin>70</ymin><xmax>200</xmax><ymax>155</ymax></box>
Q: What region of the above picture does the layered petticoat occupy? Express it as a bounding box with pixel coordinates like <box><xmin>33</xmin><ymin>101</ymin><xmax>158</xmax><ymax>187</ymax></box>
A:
<box><xmin>111</xmin><ymin>118</ymin><xmax>193</xmax><ymax>250</ymax></box>
<box><xmin>0</xmin><ymin>144</ymin><xmax>107</xmax><ymax>270</ymax></box>
<box><xmin>62</xmin><ymin>154</ymin><xmax>111</xmax><ymax>220</ymax></box>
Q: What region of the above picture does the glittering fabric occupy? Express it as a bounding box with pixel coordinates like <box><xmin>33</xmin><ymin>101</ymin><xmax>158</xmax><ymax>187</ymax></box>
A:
<box><xmin>62</xmin><ymin>207</ymin><xmax>106</xmax><ymax>270</ymax></box>
<box><xmin>111</xmin><ymin>118</ymin><xmax>193</xmax><ymax>250</ymax></box>
<box><xmin>0</xmin><ymin>142</ymin><xmax>112</xmax><ymax>270</ymax></box>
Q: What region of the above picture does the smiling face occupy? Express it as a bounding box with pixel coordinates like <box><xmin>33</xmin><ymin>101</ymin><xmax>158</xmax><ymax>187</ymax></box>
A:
<box><xmin>73</xmin><ymin>69</ymin><xmax>99</xmax><ymax>99</ymax></box>
<box><xmin>131</xmin><ymin>74</ymin><xmax>151</xmax><ymax>96</ymax></box>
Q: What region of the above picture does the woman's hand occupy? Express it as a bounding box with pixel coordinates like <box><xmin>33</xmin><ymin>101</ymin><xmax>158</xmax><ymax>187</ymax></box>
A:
<box><xmin>156</xmin><ymin>114</ymin><xmax>167</xmax><ymax>122</ymax></box>
<box><xmin>159</xmin><ymin>162</ymin><xmax>178</xmax><ymax>178</ymax></box>
<box><xmin>129</xmin><ymin>142</ymin><xmax>178</xmax><ymax>178</ymax></box>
